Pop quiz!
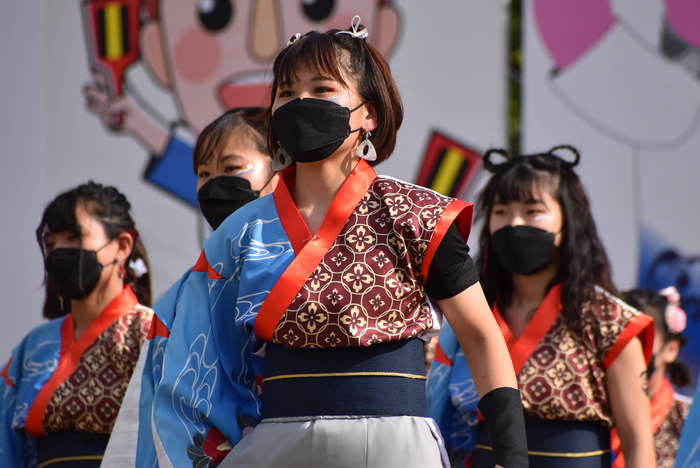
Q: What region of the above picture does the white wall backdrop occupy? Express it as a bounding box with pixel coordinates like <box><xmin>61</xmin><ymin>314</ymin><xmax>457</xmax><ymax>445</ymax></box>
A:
<box><xmin>523</xmin><ymin>0</ymin><xmax>700</xmax><ymax>382</ymax></box>
<box><xmin>0</xmin><ymin>0</ymin><xmax>507</xmax><ymax>360</ymax></box>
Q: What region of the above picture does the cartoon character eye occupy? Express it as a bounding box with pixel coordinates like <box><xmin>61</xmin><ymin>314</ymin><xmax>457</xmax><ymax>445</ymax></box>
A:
<box><xmin>301</xmin><ymin>0</ymin><xmax>334</xmax><ymax>22</ymax></box>
<box><xmin>198</xmin><ymin>0</ymin><xmax>234</xmax><ymax>32</ymax></box>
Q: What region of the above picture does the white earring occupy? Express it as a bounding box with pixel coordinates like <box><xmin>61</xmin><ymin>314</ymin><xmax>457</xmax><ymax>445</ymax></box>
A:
<box><xmin>271</xmin><ymin>143</ymin><xmax>292</xmax><ymax>171</ymax></box>
<box><xmin>356</xmin><ymin>126</ymin><xmax>377</xmax><ymax>161</ymax></box>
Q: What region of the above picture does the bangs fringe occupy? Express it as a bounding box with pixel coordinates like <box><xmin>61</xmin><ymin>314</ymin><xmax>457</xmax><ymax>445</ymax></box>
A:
<box><xmin>37</xmin><ymin>190</ymin><xmax>81</xmax><ymax>249</ymax></box>
<box><xmin>276</xmin><ymin>32</ymin><xmax>350</xmax><ymax>89</ymax></box>
<box><xmin>494</xmin><ymin>163</ymin><xmax>558</xmax><ymax>205</ymax></box>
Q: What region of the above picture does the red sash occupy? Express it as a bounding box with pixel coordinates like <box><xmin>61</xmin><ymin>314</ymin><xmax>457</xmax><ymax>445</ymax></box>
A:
<box><xmin>610</xmin><ymin>378</ymin><xmax>675</xmax><ymax>468</ymax></box>
<box><xmin>492</xmin><ymin>284</ymin><xmax>563</xmax><ymax>375</ymax></box>
<box><xmin>254</xmin><ymin>160</ymin><xmax>377</xmax><ymax>341</ymax></box>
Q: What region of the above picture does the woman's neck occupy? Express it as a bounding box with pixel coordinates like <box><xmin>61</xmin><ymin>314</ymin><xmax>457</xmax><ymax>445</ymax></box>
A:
<box><xmin>290</xmin><ymin>152</ymin><xmax>361</xmax><ymax>235</ymax></box>
<box><xmin>70</xmin><ymin>278</ymin><xmax>123</xmax><ymax>340</ymax></box>
<box><xmin>505</xmin><ymin>261</ymin><xmax>558</xmax><ymax>330</ymax></box>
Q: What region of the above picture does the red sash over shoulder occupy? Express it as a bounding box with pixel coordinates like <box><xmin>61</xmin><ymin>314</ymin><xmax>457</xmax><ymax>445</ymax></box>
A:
<box><xmin>26</xmin><ymin>286</ymin><xmax>150</xmax><ymax>437</ymax></box>
<box><xmin>495</xmin><ymin>285</ymin><xmax>653</xmax><ymax>427</ymax></box>
<box><xmin>611</xmin><ymin>378</ymin><xmax>690</xmax><ymax>468</ymax></box>
<box><xmin>255</xmin><ymin>159</ymin><xmax>473</xmax><ymax>347</ymax></box>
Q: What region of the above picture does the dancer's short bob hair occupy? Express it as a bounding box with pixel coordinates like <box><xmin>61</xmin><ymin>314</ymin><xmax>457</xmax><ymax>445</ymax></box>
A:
<box><xmin>265</xmin><ymin>25</ymin><xmax>403</xmax><ymax>165</ymax></box>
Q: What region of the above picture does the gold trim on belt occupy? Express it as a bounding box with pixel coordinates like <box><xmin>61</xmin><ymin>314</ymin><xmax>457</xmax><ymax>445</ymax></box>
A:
<box><xmin>475</xmin><ymin>444</ymin><xmax>611</xmax><ymax>458</ymax></box>
<box><xmin>38</xmin><ymin>456</ymin><xmax>103</xmax><ymax>468</ymax></box>
<box><xmin>263</xmin><ymin>371</ymin><xmax>427</xmax><ymax>383</ymax></box>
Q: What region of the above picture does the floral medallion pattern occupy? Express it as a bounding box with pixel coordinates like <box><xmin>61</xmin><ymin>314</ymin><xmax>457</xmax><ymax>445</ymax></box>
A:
<box><xmin>654</xmin><ymin>397</ymin><xmax>691</xmax><ymax>468</ymax></box>
<box><xmin>273</xmin><ymin>178</ymin><xmax>458</xmax><ymax>348</ymax></box>
<box><xmin>43</xmin><ymin>307</ymin><xmax>151</xmax><ymax>434</ymax></box>
<box><xmin>519</xmin><ymin>289</ymin><xmax>645</xmax><ymax>426</ymax></box>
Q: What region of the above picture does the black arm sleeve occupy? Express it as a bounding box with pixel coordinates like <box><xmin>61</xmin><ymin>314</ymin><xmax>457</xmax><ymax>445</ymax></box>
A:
<box><xmin>425</xmin><ymin>220</ymin><xmax>479</xmax><ymax>300</ymax></box>
<box><xmin>478</xmin><ymin>387</ymin><xmax>529</xmax><ymax>467</ymax></box>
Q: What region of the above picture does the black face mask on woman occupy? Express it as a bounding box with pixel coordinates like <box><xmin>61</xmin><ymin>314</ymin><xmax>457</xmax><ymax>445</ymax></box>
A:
<box><xmin>45</xmin><ymin>245</ymin><xmax>111</xmax><ymax>300</ymax></box>
<box><xmin>197</xmin><ymin>176</ymin><xmax>261</xmax><ymax>230</ymax></box>
<box><xmin>490</xmin><ymin>225</ymin><xmax>558</xmax><ymax>276</ymax></box>
<box><xmin>272</xmin><ymin>98</ymin><xmax>365</xmax><ymax>163</ymax></box>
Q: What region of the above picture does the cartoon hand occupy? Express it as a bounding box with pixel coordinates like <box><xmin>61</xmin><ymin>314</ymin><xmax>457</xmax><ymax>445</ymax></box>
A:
<box><xmin>83</xmin><ymin>81</ymin><xmax>170</xmax><ymax>156</ymax></box>
<box><xmin>84</xmin><ymin>83</ymin><xmax>131</xmax><ymax>131</ymax></box>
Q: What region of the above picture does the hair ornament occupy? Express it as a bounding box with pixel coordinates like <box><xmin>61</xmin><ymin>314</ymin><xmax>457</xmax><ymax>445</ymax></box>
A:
<box><xmin>335</xmin><ymin>15</ymin><xmax>369</xmax><ymax>40</ymax></box>
<box><xmin>482</xmin><ymin>148</ymin><xmax>512</xmax><ymax>173</ymax></box>
<box><xmin>547</xmin><ymin>145</ymin><xmax>580</xmax><ymax>167</ymax></box>
<box><xmin>129</xmin><ymin>258</ymin><xmax>148</xmax><ymax>278</ymax></box>
<box><xmin>659</xmin><ymin>286</ymin><xmax>687</xmax><ymax>334</ymax></box>
<box><xmin>287</xmin><ymin>33</ymin><xmax>301</xmax><ymax>47</ymax></box>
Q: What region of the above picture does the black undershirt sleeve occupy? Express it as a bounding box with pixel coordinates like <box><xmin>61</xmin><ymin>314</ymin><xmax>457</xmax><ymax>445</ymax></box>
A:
<box><xmin>425</xmin><ymin>220</ymin><xmax>479</xmax><ymax>300</ymax></box>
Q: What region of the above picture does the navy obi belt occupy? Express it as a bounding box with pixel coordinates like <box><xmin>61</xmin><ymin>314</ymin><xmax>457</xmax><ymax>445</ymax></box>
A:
<box><xmin>35</xmin><ymin>430</ymin><xmax>110</xmax><ymax>468</ymax></box>
<box><xmin>262</xmin><ymin>339</ymin><xmax>427</xmax><ymax>419</ymax></box>
<box><xmin>475</xmin><ymin>416</ymin><xmax>611</xmax><ymax>468</ymax></box>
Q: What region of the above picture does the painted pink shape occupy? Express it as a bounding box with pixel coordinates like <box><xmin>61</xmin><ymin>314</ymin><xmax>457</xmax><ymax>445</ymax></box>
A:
<box><xmin>534</xmin><ymin>0</ymin><xmax>616</xmax><ymax>72</ymax></box>
<box><xmin>173</xmin><ymin>28</ymin><xmax>223</xmax><ymax>84</ymax></box>
<box><xmin>664</xmin><ymin>0</ymin><xmax>700</xmax><ymax>50</ymax></box>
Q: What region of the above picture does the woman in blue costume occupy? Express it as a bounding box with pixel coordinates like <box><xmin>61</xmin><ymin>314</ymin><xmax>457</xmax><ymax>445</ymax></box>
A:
<box><xmin>152</xmin><ymin>17</ymin><xmax>528</xmax><ymax>468</ymax></box>
<box><xmin>427</xmin><ymin>147</ymin><xmax>655</xmax><ymax>468</ymax></box>
<box><xmin>0</xmin><ymin>181</ymin><xmax>153</xmax><ymax>467</ymax></box>
<box><xmin>100</xmin><ymin>108</ymin><xmax>279</xmax><ymax>468</ymax></box>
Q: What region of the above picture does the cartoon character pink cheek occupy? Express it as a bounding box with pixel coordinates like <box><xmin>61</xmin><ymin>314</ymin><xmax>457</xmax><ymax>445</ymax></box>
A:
<box><xmin>158</xmin><ymin>0</ymin><xmax>271</xmax><ymax>130</ymax></box>
<box><xmin>172</xmin><ymin>28</ymin><xmax>223</xmax><ymax>83</ymax></box>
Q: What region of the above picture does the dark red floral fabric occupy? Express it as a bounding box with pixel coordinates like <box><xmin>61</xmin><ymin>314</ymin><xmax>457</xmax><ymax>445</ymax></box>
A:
<box><xmin>42</xmin><ymin>306</ymin><xmax>151</xmax><ymax>434</ymax></box>
<box><xmin>272</xmin><ymin>177</ymin><xmax>460</xmax><ymax>348</ymax></box>
<box><xmin>519</xmin><ymin>288</ymin><xmax>648</xmax><ymax>426</ymax></box>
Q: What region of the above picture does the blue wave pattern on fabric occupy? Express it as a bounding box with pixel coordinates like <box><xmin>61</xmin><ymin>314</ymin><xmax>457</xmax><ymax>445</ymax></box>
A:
<box><xmin>152</xmin><ymin>194</ymin><xmax>295</xmax><ymax>467</ymax></box>
<box><xmin>0</xmin><ymin>318</ymin><xmax>65</xmax><ymax>467</ymax></box>
<box><xmin>426</xmin><ymin>322</ymin><xmax>479</xmax><ymax>465</ymax></box>
<box><xmin>135</xmin><ymin>269</ymin><xmax>192</xmax><ymax>468</ymax></box>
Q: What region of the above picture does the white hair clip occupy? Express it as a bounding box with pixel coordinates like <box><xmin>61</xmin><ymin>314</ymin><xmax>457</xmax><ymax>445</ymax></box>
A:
<box><xmin>287</xmin><ymin>33</ymin><xmax>301</xmax><ymax>47</ymax></box>
<box><xmin>129</xmin><ymin>258</ymin><xmax>148</xmax><ymax>278</ymax></box>
<box><xmin>335</xmin><ymin>15</ymin><xmax>369</xmax><ymax>40</ymax></box>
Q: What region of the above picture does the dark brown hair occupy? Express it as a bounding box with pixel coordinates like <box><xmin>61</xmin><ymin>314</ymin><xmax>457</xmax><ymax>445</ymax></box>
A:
<box><xmin>623</xmin><ymin>288</ymin><xmax>691</xmax><ymax>387</ymax></box>
<box><xmin>264</xmin><ymin>26</ymin><xmax>403</xmax><ymax>165</ymax></box>
<box><xmin>37</xmin><ymin>181</ymin><xmax>151</xmax><ymax>314</ymax></box>
<box><xmin>476</xmin><ymin>146</ymin><xmax>617</xmax><ymax>327</ymax></box>
<box><xmin>193</xmin><ymin>107</ymin><xmax>269</xmax><ymax>174</ymax></box>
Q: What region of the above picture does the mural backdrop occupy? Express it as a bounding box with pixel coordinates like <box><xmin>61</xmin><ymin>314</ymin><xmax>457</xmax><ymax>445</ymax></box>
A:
<box><xmin>523</xmin><ymin>0</ymin><xmax>700</xmax><ymax>390</ymax></box>
<box><xmin>0</xmin><ymin>0</ymin><xmax>508</xmax><ymax>360</ymax></box>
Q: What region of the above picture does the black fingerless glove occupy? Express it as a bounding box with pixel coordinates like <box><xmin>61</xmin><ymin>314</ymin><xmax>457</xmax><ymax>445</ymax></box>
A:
<box><xmin>477</xmin><ymin>387</ymin><xmax>529</xmax><ymax>467</ymax></box>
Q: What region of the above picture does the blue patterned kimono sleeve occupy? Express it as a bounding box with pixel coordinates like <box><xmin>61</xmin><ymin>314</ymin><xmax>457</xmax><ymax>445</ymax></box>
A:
<box><xmin>1</xmin><ymin>355</ymin><xmax>23</xmax><ymax>467</ymax></box>
<box><xmin>136</xmin><ymin>269</ymin><xmax>192</xmax><ymax>468</ymax></box>
<box><xmin>427</xmin><ymin>323</ymin><xmax>479</xmax><ymax>465</ymax></box>
<box><xmin>152</xmin><ymin>270</ymin><xmax>260</xmax><ymax>468</ymax></box>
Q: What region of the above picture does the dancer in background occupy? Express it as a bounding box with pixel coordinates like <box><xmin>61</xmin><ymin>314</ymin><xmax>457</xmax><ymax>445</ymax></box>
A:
<box><xmin>0</xmin><ymin>182</ymin><xmax>153</xmax><ymax>467</ymax></box>
<box><xmin>611</xmin><ymin>287</ymin><xmax>692</xmax><ymax>468</ymax></box>
<box><xmin>428</xmin><ymin>146</ymin><xmax>655</xmax><ymax>468</ymax></box>
<box><xmin>100</xmin><ymin>107</ymin><xmax>279</xmax><ymax>468</ymax></box>
<box><xmin>152</xmin><ymin>18</ymin><xmax>527</xmax><ymax>468</ymax></box>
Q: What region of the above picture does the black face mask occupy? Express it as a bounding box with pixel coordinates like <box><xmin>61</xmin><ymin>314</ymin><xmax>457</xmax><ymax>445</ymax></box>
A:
<box><xmin>491</xmin><ymin>225</ymin><xmax>558</xmax><ymax>276</ymax></box>
<box><xmin>198</xmin><ymin>176</ymin><xmax>261</xmax><ymax>230</ymax></box>
<box><xmin>272</xmin><ymin>98</ymin><xmax>364</xmax><ymax>163</ymax></box>
<box><xmin>45</xmin><ymin>246</ymin><xmax>109</xmax><ymax>300</ymax></box>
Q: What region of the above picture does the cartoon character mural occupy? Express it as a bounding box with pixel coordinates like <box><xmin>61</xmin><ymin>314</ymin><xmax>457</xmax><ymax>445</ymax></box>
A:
<box><xmin>533</xmin><ymin>0</ymin><xmax>700</xmax><ymax>148</ymax></box>
<box><xmin>532</xmin><ymin>0</ymin><xmax>700</xmax><ymax>391</ymax></box>
<box><xmin>81</xmin><ymin>0</ymin><xmax>401</xmax><ymax>207</ymax></box>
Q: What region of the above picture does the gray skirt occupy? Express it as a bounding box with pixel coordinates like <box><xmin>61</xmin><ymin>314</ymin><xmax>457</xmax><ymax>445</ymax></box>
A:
<box><xmin>218</xmin><ymin>415</ymin><xmax>450</xmax><ymax>468</ymax></box>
